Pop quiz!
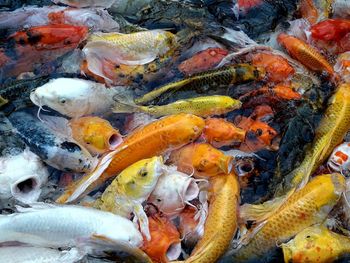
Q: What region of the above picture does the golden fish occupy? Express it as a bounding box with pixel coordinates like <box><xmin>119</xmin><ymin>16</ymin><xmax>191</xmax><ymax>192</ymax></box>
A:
<box><xmin>134</xmin><ymin>64</ymin><xmax>266</xmax><ymax>105</ymax></box>
<box><xmin>278</xmin><ymin>83</ymin><xmax>350</xmax><ymax>195</ymax></box>
<box><xmin>282</xmin><ymin>224</ymin><xmax>350</xmax><ymax>263</ymax></box>
<box><xmin>180</xmin><ymin>174</ymin><xmax>239</xmax><ymax>263</ymax></box>
<box><xmin>70</xmin><ymin>116</ymin><xmax>122</xmax><ymax>155</ymax></box>
<box><xmin>57</xmin><ymin>114</ymin><xmax>204</xmax><ymax>204</ymax></box>
<box><xmin>229</xmin><ymin>174</ymin><xmax>345</xmax><ymax>262</ymax></box>
<box><xmin>94</xmin><ymin>156</ymin><xmax>164</xmax><ymax>240</ymax></box>
<box><xmin>113</xmin><ymin>96</ymin><xmax>242</xmax><ymax>117</ymax></box>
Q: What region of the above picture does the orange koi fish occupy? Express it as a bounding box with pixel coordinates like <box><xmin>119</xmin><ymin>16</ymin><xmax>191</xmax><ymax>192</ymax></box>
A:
<box><xmin>277</xmin><ymin>33</ymin><xmax>336</xmax><ymax>79</ymax></box>
<box><xmin>57</xmin><ymin>114</ymin><xmax>204</xmax><ymax>203</ymax></box>
<box><xmin>70</xmin><ymin>116</ymin><xmax>123</xmax><ymax>155</ymax></box>
<box><xmin>141</xmin><ymin>215</ymin><xmax>181</xmax><ymax>263</ymax></box>
<box><xmin>178</xmin><ymin>48</ymin><xmax>228</xmax><ymax>75</ymax></box>
<box><xmin>251</xmin><ymin>52</ymin><xmax>295</xmax><ymax>83</ymax></box>
<box><xmin>298</xmin><ymin>0</ymin><xmax>319</xmax><ymax>24</ymax></box>
<box><xmin>168</xmin><ymin>143</ymin><xmax>232</xmax><ymax>178</ymax></box>
<box><xmin>202</xmin><ymin>118</ymin><xmax>246</xmax><ymax>148</ymax></box>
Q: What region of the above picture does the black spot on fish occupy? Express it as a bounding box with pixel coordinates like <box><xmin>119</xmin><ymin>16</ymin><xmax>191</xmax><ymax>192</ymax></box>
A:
<box><xmin>60</xmin><ymin>141</ymin><xmax>81</xmax><ymax>153</ymax></box>
<box><xmin>26</xmin><ymin>30</ymin><xmax>42</xmax><ymax>45</ymax></box>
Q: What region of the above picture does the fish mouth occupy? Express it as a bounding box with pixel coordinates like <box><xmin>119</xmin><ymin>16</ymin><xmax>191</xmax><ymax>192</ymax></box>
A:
<box><xmin>184</xmin><ymin>180</ymin><xmax>199</xmax><ymax>201</ymax></box>
<box><xmin>11</xmin><ymin>175</ymin><xmax>41</xmax><ymax>203</ymax></box>
<box><xmin>107</xmin><ymin>133</ymin><xmax>123</xmax><ymax>150</ymax></box>
<box><xmin>166</xmin><ymin>242</ymin><xmax>182</xmax><ymax>261</ymax></box>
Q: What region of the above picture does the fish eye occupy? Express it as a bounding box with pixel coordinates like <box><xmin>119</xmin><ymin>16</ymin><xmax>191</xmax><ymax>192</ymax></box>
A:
<box><xmin>139</xmin><ymin>168</ymin><xmax>148</xmax><ymax>177</ymax></box>
<box><xmin>256</xmin><ymin>129</ymin><xmax>263</xmax><ymax>136</ymax></box>
<box><xmin>59</xmin><ymin>98</ymin><xmax>67</xmax><ymax>104</ymax></box>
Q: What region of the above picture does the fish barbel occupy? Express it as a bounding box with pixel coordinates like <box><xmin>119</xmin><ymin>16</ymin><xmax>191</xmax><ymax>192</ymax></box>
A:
<box><xmin>0</xmin><ymin>204</ymin><xmax>143</xmax><ymax>248</ymax></box>
<box><xmin>229</xmin><ymin>173</ymin><xmax>345</xmax><ymax>262</ymax></box>
<box><xmin>113</xmin><ymin>96</ymin><xmax>242</xmax><ymax>117</ymax></box>
<box><xmin>134</xmin><ymin>64</ymin><xmax>266</xmax><ymax>105</ymax></box>
<box><xmin>57</xmin><ymin>114</ymin><xmax>204</xmax><ymax>203</ymax></box>
<box><xmin>278</xmin><ymin>83</ymin><xmax>350</xmax><ymax>195</ymax></box>
<box><xmin>282</xmin><ymin>224</ymin><xmax>350</xmax><ymax>263</ymax></box>
<box><xmin>94</xmin><ymin>156</ymin><xmax>164</xmax><ymax>239</ymax></box>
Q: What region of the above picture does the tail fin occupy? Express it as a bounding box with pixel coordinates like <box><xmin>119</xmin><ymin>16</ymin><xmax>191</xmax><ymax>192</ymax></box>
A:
<box><xmin>112</xmin><ymin>100</ymin><xmax>143</xmax><ymax>114</ymax></box>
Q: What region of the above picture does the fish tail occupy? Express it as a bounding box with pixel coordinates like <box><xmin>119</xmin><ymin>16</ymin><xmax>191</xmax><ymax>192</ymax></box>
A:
<box><xmin>113</xmin><ymin>101</ymin><xmax>144</xmax><ymax>114</ymax></box>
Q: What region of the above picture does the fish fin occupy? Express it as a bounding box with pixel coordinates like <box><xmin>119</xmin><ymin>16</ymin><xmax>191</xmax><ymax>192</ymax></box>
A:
<box><xmin>63</xmin><ymin>147</ymin><xmax>126</xmax><ymax>203</ymax></box>
<box><xmin>239</xmin><ymin>189</ymin><xmax>294</xmax><ymax>223</ymax></box>
<box><xmin>40</xmin><ymin>115</ymin><xmax>72</xmax><ymax>138</ymax></box>
<box><xmin>58</xmin><ymin>248</ymin><xmax>84</xmax><ymax>263</ymax></box>
<box><xmin>113</xmin><ymin>100</ymin><xmax>144</xmax><ymax>114</ymax></box>
<box><xmin>15</xmin><ymin>202</ymin><xmax>58</xmax><ymax>213</ymax></box>
<box><xmin>133</xmin><ymin>202</ymin><xmax>150</xmax><ymax>241</ymax></box>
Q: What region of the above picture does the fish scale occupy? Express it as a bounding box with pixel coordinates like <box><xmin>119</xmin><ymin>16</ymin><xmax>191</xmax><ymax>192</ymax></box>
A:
<box><xmin>231</xmin><ymin>174</ymin><xmax>345</xmax><ymax>262</ymax></box>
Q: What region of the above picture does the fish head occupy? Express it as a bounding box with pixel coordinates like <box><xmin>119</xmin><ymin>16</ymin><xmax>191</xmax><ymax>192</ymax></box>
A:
<box><xmin>30</xmin><ymin>78</ymin><xmax>93</xmax><ymax>118</ymax></box>
<box><xmin>141</xmin><ymin>214</ymin><xmax>181</xmax><ymax>262</ymax></box>
<box><xmin>0</xmin><ymin>149</ymin><xmax>48</xmax><ymax>203</ymax></box>
<box><xmin>328</xmin><ymin>143</ymin><xmax>350</xmax><ymax>173</ymax></box>
<box><xmin>118</xmin><ymin>156</ymin><xmax>164</xmax><ymax>199</ymax></box>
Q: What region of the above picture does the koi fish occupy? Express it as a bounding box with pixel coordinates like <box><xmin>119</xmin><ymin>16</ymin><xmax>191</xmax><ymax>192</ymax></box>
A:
<box><xmin>228</xmin><ymin>173</ymin><xmax>345</xmax><ymax>262</ymax></box>
<box><xmin>179</xmin><ymin>174</ymin><xmax>239</xmax><ymax>263</ymax></box>
<box><xmin>278</xmin><ymin>83</ymin><xmax>350</xmax><ymax>195</ymax></box>
<box><xmin>0</xmin><ymin>24</ymin><xmax>87</xmax><ymax>78</ymax></box>
<box><xmin>148</xmin><ymin>168</ymin><xmax>199</xmax><ymax>216</ymax></box>
<box><xmin>168</xmin><ymin>143</ymin><xmax>233</xmax><ymax>178</ymax></box>
<box><xmin>56</xmin><ymin>114</ymin><xmax>204</xmax><ymax>203</ymax></box>
<box><xmin>277</xmin><ymin>33</ymin><xmax>336</xmax><ymax>79</ymax></box>
<box><xmin>202</xmin><ymin>118</ymin><xmax>246</xmax><ymax>148</ymax></box>
<box><xmin>113</xmin><ymin>96</ymin><xmax>242</xmax><ymax>118</ymax></box>
<box><xmin>328</xmin><ymin>142</ymin><xmax>350</xmax><ymax>176</ymax></box>
<box><xmin>298</xmin><ymin>0</ymin><xmax>319</xmax><ymax>24</ymax></box>
<box><xmin>311</xmin><ymin>18</ymin><xmax>350</xmax><ymax>54</ymax></box>
<box><xmin>70</xmin><ymin>116</ymin><xmax>123</xmax><ymax>155</ymax></box>
<box><xmin>251</xmin><ymin>52</ymin><xmax>295</xmax><ymax>83</ymax></box>
<box><xmin>134</xmin><ymin>64</ymin><xmax>266</xmax><ymax>105</ymax></box>
<box><xmin>51</xmin><ymin>0</ymin><xmax>116</xmax><ymax>8</ymax></box>
<box><xmin>141</xmin><ymin>214</ymin><xmax>182</xmax><ymax>263</ymax></box>
<box><xmin>282</xmin><ymin>224</ymin><xmax>350</xmax><ymax>263</ymax></box>
<box><xmin>334</xmin><ymin>51</ymin><xmax>350</xmax><ymax>83</ymax></box>
<box><xmin>93</xmin><ymin>157</ymin><xmax>164</xmax><ymax>240</ymax></box>
<box><xmin>178</xmin><ymin>48</ymin><xmax>228</xmax><ymax>75</ymax></box>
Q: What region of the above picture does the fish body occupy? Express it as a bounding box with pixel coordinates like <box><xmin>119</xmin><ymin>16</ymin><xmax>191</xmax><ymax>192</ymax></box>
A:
<box><xmin>311</xmin><ymin>18</ymin><xmax>350</xmax><ymax>54</ymax></box>
<box><xmin>94</xmin><ymin>156</ymin><xmax>164</xmax><ymax>239</ymax></box>
<box><xmin>178</xmin><ymin>48</ymin><xmax>228</xmax><ymax>76</ymax></box>
<box><xmin>141</xmin><ymin>214</ymin><xmax>181</xmax><ymax>263</ymax></box>
<box><xmin>114</xmin><ymin>96</ymin><xmax>242</xmax><ymax>117</ymax></box>
<box><xmin>148</xmin><ymin>168</ymin><xmax>199</xmax><ymax>216</ymax></box>
<box><xmin>282</xmin><ymin>225</ymin><xmax>350</xmax><ymax>263</ymax></box>
<box><xmin>168</xmin><ymin>143</ymin><xmax>233</xmax><ymax>178</ymax></box>
<box><xmin>231</xmin><ymin>173</ymin><xmax>345</xmax><ymax>262</ymax></box>
<box><xmin>70</xmin><ymin>116</ymin><xmax>123</xmax><ymax>155</ymax></box>
<box><xmin>202</xmin><ymin>118</ymin><xmax>246</xmax><ymax>148</ymax></box>
<box><xmin>251</xmin><ymin>52</ymin><xmax>295</xmax><ymax>83</ymax></box>
<box><xmin>183</xmin><ymin>174</ymin><xmax>239</xmax><ymax>263</ymax></box>
<box><xmin>134</xmin><ymin>64</ymin><xmax>266</xmax><ymax>105</ymax></box>
<box><xmin>298</xmin><ymin>0</ymin><xmax>319</xmax><ymax>24</ymax></box>
<box><xmin>0</xmin><ymin>24</ymin><xmax>87</xmax><ymax>78</ymax></box>
<box><xmin>30</xmin><ymin>78</ymin><xmax>125</xmax><ymax>118</ymax></box>
<box><xmin>335</xmin><ymin>51</ymin><xmax>350</xmax><ymax>83</ymax></box>
<box><xmin>279</xmin><ymin>83</ymin><xmax>350</xmax><ymax>194</ymax></box>
<box><xmin>52</xmin><ymin>0</ymin><xmax>116</xmax><ymax>7</ymax></box>
<box><xmin>8</xmin><ymin>111</ymin><xmax>95</xmax><ymax>173</ymax></box>
<box><xmin>57</xmin><ymin>114</ymin><xmax>204</xmax><ymax>203</ymax></box>
<box><xmin>0</xmin><ymin>204</ymin><xmax>143</xmax><ymax>248</ymax></box>
<box><xmin>83</xmin><ymin>30</ymin><xmax>176</xmax><ymax>82</ymax></box>
<box><xmin>277</xmin><ymin>33</ymin><xmax>335</xmax><ymax>78</ymax></box>
<box><xmin>332</xmin><ymin>0</ymin><xmax>350</xmax><ymax>18</ymax></box>
<box><xmin>0</xmin><ymin>247</ymin><xmax>82</xmax><ymax>263</ymax></box>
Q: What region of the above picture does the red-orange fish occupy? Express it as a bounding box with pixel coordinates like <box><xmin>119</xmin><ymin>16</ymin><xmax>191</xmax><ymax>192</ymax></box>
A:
<box><xmin>236</xmin><ymin>116</ymin><xmax>279</xmax><ymax>152</ymax></box>
<box><xmin>1</xmin><ymin>24</ymin><xmax>87</xmax><ymax>78</ymax></box>
<box><xmin>57</xmin><ymin>114</ymin><xmax>205</xmax><ymax>203</ymax></box>
<box><xmin>178</xmin><ymin>48</ymin><xmax>228</xmax><ymax>75</ymax></box>
<box><xmin>168</xmin><ymin>143</ymin><xmax>232</xmax><ymax>178</ymax></box>
<box><xmin>202</xmin><ymin>118</ymin><xmax>246</xmax><ymax>148</ymax></box>
<box><xmin>251</xmin><ymin>52</ymin><xmax>295</xmax><ymax>83</ymax></box>
<box><xmin>141</xmin><ymin>215</ymin><xmax>181</xmax><ymax>263</ymax></box>
<box><xmin>298</xmin><ymin>0</ymin><xmax>318</xmax><ymax>24</ymax></box>
<box><xmin>277</xmin><ymin>33</ymin><xmax>336</xmax><ymax>79</ymax></box>
<box><xmin>311</xmin><ymin>19</ymin><xmax>350</xmax><ymax>54</ymax></box>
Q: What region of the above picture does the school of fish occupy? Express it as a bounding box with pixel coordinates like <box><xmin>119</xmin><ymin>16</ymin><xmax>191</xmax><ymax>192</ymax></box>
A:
<box><xmin>2</xmin><ymin>0</ymin><xmax>350</xmax><ymax>262</ymax></box>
